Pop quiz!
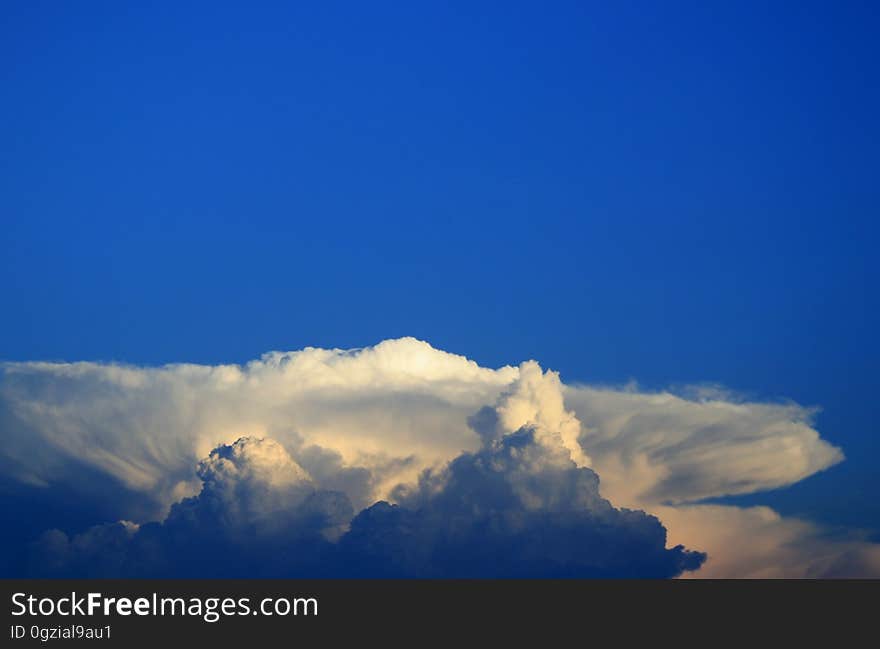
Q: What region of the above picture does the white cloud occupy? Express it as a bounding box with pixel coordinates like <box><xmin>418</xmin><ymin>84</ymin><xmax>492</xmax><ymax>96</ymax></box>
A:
<box><xmin>0</xmin><ymin>338</ymin><xmax>516</xmax><ymax>514</ymax></box>
<box><xmin>565</xmin><ymin>385</ymin><xmax>843</xmax><ymax>508</ymax></box>
<box><xmin>1</xmin><ymin>337</ymin><xmax>875</xmax><ymax>577</ymax></box>
<box><xmin>495</xmin><ymin>361</ymin><xmax>590</xmax><ymax>468</ymax></box>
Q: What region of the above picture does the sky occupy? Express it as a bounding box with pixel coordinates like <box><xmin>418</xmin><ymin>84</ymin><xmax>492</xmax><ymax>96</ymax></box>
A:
<box><xmin>1</xmin><ymin>2</ymin><xmax>879</xmax><ymax>576</ymax></box>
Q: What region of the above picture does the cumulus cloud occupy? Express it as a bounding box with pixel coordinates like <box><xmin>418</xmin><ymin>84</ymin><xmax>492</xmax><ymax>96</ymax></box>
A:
<box><xmin>28</xmin><ymin>370</ymin><xmax>704</xmax><ymax>578</ymax></box>
<box><xmin>0</xmin><ymin>338</ymin><xmax>517</xmax><ymax>519</ymax></box>
<box><xmin>29</xmin><ymin>438</ymin><xmax>352</xmax><ymax>577</ymax></box>
<box><xmin>2</xmin><ymin>337</ymin><xmax>876</xmax><ymax>577</ymax></box>
<box><xmin>338</xmin><ymin>366</ymin><xmax>703</xmax><ymax>577</ymax></box>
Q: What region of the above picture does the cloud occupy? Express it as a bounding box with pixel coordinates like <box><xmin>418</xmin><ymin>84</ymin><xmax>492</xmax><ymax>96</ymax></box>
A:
<box><xmin>28</xmin><ymin>369</ymin><xmax>704</xmax><ymax>578</ymax></box>
<box><xmin>567</xmin><ymin>385</ymin><xmax>843</xmax><ymax>507</ymax></box>
<box><xmin>2</xmin><ymin>337</ymin><xmax>877</xmax><ymax>577</ymax></box>
<box><xmin>29</xmin><ymin>438</ymin><xmax>352</xmax><ymax>577</ymax></box>
<box><xmin>657</xmin><ymin>504</ymin><xmax>880</xmax><ymax>578</ymax></box>
<box><xmin>490</xmin><ymin>360</ymin><xmax>591</xmax><ymax>467</ymax></box>
<box><xmin>338</xmin><ymin>366</ymin><xmax>703</xmax><ymax>577</ymax></box>
<box><xmin>0</xmin><ymin>338</ymin><xmax>517</xmax><ymax>519</ymax></box>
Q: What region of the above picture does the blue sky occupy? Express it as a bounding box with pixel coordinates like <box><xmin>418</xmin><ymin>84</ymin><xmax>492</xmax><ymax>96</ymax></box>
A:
<box><xmin>2</xmin><ymin>1</ymin><xmax>879</xmax><ymax>544</ymax></box>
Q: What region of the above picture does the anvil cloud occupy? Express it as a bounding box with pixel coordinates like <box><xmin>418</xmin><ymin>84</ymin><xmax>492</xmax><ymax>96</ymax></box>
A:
<box><xmin>2</xmin><ymin>338</ymin><xmax>877</xmax><ymax>577</ymax></box>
